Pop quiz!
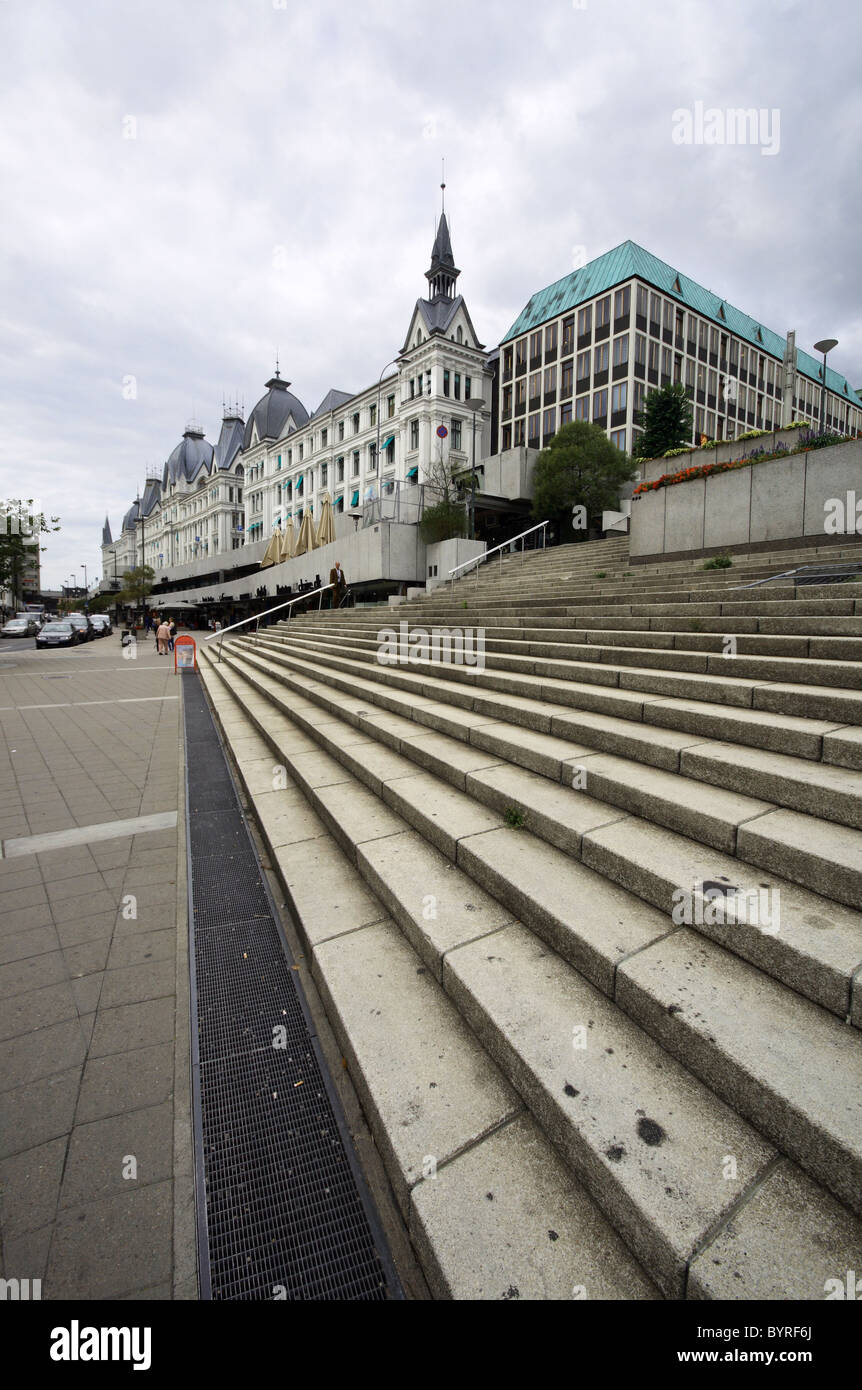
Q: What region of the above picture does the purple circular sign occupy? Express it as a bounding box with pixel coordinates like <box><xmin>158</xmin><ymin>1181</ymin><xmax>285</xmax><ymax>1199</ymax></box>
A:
<box><xmin>436</xmin><ymin>425</ymin><xmax>448</xmax><ymax>438</ymax></box>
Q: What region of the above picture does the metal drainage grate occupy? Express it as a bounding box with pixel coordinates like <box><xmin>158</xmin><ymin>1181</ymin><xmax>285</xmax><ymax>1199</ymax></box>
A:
<box><xmin>183</xmin><ymin>673</ymin><xmax>400</xmax><ymax>1301</ymax></box>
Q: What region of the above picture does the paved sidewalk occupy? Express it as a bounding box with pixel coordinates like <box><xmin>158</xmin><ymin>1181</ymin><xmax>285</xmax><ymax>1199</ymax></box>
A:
<box><xmin>0</xmin><ymin>632</ymin><xmax>196</xmax><ymax>1299</ymax></box>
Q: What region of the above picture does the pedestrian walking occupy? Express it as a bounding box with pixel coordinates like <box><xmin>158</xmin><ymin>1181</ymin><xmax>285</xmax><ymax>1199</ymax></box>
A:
<box><xmin>168</xmin><ymin>619</ymin><xmax>176</xmax><ymax>652</ymax></box>
<box><xmin>329</xmin><ymin>560</ymin><xmax>347</xmax><ymax>608</ymax></box>
<box><xmin>156</xmin><ymin>619</ymin><xmax>170</xmax><ymax>655</ymax></box>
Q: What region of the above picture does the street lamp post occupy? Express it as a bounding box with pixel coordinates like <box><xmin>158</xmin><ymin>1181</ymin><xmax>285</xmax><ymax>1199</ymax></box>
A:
<box><xmin>463</xmin><ymin>397</ymin><xmax>485</xmax><ymax>541</ymax></box>
<box><xmin>813</xmin><ymin>338</ymin><xmax>838</xmax><ymax>436</ymax></box>
<box><xmin>376</xmin><ymin>358</ymin><xmax>400</xmax><ymax>493</ymax></box>
<box><xmin>81</xmin><ymin>564</ymin><xmax>88</xmax><ymax>609</ymax></box>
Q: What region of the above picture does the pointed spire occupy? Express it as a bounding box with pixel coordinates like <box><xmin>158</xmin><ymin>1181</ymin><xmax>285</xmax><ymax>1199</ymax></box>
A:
<box><xmin>426</xmin><ymin>195</ymin><xmax>459</xmax><ymax>301</ymax></box>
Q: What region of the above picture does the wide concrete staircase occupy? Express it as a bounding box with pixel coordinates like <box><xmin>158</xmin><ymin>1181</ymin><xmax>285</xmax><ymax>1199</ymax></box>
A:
<box><xmin>197</xmin><ymin>535</ymin><xmax>862</xmax><ymax>1300</ymax></box>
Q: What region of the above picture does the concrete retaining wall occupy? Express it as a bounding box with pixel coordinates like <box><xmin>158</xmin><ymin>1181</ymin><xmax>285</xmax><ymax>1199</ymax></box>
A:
<box><xmin>630</xmin><ymin>438</ymin><xmax>862</xmax><ymax>561</ymax></box>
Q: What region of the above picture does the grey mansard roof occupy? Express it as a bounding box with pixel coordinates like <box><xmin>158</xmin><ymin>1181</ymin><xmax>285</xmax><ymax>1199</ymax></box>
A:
<box><xmin>214</xmin><ymin>414</ymin><xmax>245</xmax><ymax>471</ymax></box>
<box><xmin>312</xmin><ymin>388</ymin><xmax>354</xmax><ymax>418</ymax></box>
<box><xmin>243</xmin><ymin>371</ymin><xmax>309</xmax><ymax>449</ymax></box>
<box><xmin>161</xmin><ymin>429</ymin><xmax>214</xmax><ymax>489</ymax></box>
<box><xmin>121</xmin><ymin>499</ymin><xmax>140</xmax><ymax>533</ymax></box>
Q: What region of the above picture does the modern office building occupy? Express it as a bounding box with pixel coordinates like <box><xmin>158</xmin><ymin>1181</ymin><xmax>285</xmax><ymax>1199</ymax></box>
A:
<box><xmin>495</xmin><ymin>241</ymin><xmax>862</xmax><ymax>458</ymax></box>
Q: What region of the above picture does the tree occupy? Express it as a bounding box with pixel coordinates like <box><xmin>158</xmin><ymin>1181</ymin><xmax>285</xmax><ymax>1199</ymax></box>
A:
<box><xmin>418</xmin><ymin>446</ymin><xmax>470</xmax><ymax>544</ymax></box>
<box><xmin>532</xmin><ymin>422</ymin><xmax>636</xmax><ymax>538</ymax></box>
<box><xmin>634</xmin><ymin>383</ymin><xmax>694</xmax><ymax>459</ymax></box>
<box><xmin>118</xmin><ymin>565</ymin><xmax>155</xmax><ymax>616</ymax></box>
<box><xmin>0</xmin><ymin>499</ymin><xmax>60</xmax><ymax>611</ymax></box>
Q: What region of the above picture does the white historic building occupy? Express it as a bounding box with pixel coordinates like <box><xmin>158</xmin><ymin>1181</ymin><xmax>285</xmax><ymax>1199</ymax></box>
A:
<box><xmin>101</xmin><ymin>212</ymin><xmax>492</xmax><ymax>597</ymax></box>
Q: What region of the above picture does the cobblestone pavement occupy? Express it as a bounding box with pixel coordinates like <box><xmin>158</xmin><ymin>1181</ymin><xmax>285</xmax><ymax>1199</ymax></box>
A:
<box><xmin>0</xmin><ymin>632</ymin><xmax>196</xmax><ymax>1299</ymax></box>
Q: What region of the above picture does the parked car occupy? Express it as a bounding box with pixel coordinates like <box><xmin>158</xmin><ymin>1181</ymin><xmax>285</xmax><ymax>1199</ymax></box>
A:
<box><xmin>35</xmin><ymin>621</ymin><xmax>80</xmax><ymax>649</ymax></box>
<box><xmin>65</xmin><ymin>613</ymin><xmax>94</xmax><ymax>641</ymax></box>
<box><xmin>2</xmin><ymin>617</ymin><xmax>37</xmax><ymax>638</ymax></box>
<box><xmin>89</xmin><ymin>614</ymin><xmax>112</xmax><ymax>636</ymax></box>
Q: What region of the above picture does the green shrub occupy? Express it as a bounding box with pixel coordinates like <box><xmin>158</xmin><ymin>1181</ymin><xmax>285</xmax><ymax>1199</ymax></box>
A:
<box><xmin>737</xmin><ymin>429</ymin><xmax>769</xmax><ymax>441</ymax></box>
<box><xmin>703</xmin><ymin>552</ymin><xmax>733</xmax><ymax>570</ymax></box>
<box><xmin>419</xmin><ymin>499</ymin><xmax>468</xmax><ymax>544</ymax></box>
<box><xmin>504</xmin><ymin>806</ymin><xmax>526</xmax><ymax>828</ymax></box>
<box><xmin>595</xmin><ymin>570</ymin><xmax>606</xmax><ymax>578</ymax></box>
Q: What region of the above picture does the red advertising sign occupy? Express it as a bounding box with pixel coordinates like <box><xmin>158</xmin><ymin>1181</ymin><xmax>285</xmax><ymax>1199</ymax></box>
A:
<box><xmin>174</xmin><ymin>635</ymin><xmax>197</xmax><ymax>672</ymax></box>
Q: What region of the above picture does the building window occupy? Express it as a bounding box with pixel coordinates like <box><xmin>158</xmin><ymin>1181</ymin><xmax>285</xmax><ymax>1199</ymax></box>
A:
<box><xmin>443</xmin><ymin>370</ymin><xmax>450</xmax><ymax>397</ymax></box>
<box><xmin>336</xmin><ymin>456</ymin><xmax>344</xmax><ymax>482</ymax></box>
<box><xmin>545</xmin><ymin>322</ymin><xmax>558</xmax><ymax>353</ymax></box>
<box><xmin>544</xmin><ymin>365</ymin><xmax>557</xmax><ymax>393</ymax></box>
<box><xmin>577</xmin><ymin>305</ymin><xmax>592</xmax><ymax>338</ymax></box>
<box><xmin>514</xmin><ymin>418</ymin><xmax>525</xmax><ymax>446</ymax></box>
<box><xmin>577</xmin><ymin>350</ymin><xmax>591</xmax><ymax>381</ymax></box>
<box><xmin>561</xmin><ymin>360</ymin><xmax>573</xmax><ymax>396</ymax></box>
<box><xmin>595</xmin><ymin>343</ymin><xmax>609</xmax><ymax>374</ymax></box>
<box><xmin>595</xmin><ymin>296</ymin><xmax>611</xmax><ymax>329</ymax></box>
<box><xmin>352</xmin><ymin>450</ymin><xmax>360</xmax><ymax>475</ymax></box>
<box><xmin>454</xmin><ymin>373</ymin><xmax>461</xmax><ymax>400</ymax></box>
<box><xmin>562</xmin><ymin>315</ymin><xmax>574</xmax><ymax>353</ymax></box>
<box><xmin>515</xmin><ymin>340</ymin><xmax>526</xmax><ymax>372</ymax></box>
<box><xmin>502</xmin><ymin>424</ymin><xmax>512</xmax><ymax>450</ymax></box>
<box><xmin>465</xmin><ymin>376</ymin><xmax>471</xmax><ymax>400</ymax></box>
<box><xmin>610</xmin><ymin>429</ymin><xmax>627</xmax><ymax>451</ymax></box>
<box><xmin>575</xmin><ymin>396</ymin><xmax>589</xmax><ymax>420</ymax></box>
<box><xmin>560</xmin><ymin>401</ymin><xmax>572</xmax><ymax>426</ymax></box>
<box><xmin>529</xmin><ymin>371</ymin><xmax>541</xmax><ymax>400</ymax></box>
<box><xmin>614</xmin><ymin>286</ymin><xmax>631</xmax><ymax>319</ymax></box>
<box><xmin>352</xmin><ymin>412</ymin><xmax>360</xmax><ymax>434</ymax></box>
<box><xmin>368</xmin><ymin>444</ymin><xmax>377</xmax><ymax>470</ymax></box>
<box><xmin>648</xmin><ymin>340</ymin><xmax>660</xmax><ymax>372</ymax></box>
<box><xmin>369</xmin><ymin>405</ymin><xmax>376</xmax><ymax>427</ymax></box>
<box><xmin>338</xmin><ymin>421</ymin><xmax>344</xmax><ymax>441</ymax></box>
<box><xmin>636</xmin><ymin>285</ymin><xmax>648</xmax><ymax>318</ymax></box>
<box><xmin>611</xmin><ymin>383</ymin><xmax>627</xmax><ymax>413</ymax></box>
<box><xmin>451</xmin><ymin>419</ymin><xmax>462</xmax><ymax>450</ymax></box>
<box><xmin>529</xmin><ymin>330</ymin><xmax>542</xmax><ymax>361</ymax></box>
<box><xmin>321</xmin><ymin>463</ymin><xmax>328</xmax><ymax>485</ymax></box>
<box><xmin>593</xmin><ymin>390</ymin><xmax>608</xmax><ymax>420</ymax></box>
<box><xmin>543</xmin><ymin>407</ymin><xmax>556</xmax><ymax>438</ymax></box>
<box><xmin>528</xmin><ymin>413</ymin><xmax>540</xmax><ymax>444</ymax></box>
<box><xmin>387</xmin><ymin>394</ymin><xmax>395</xmax><ymax>418</ymax></box>
<box><xmin>633</xmin><ymin>381</ymin><xmax>645</xmax><ymax>414</ymax></box>
<box><xmin>410</xmin><ymin>419</ymin><xmax>419</xmax><ymax>449</ymax></box>
<box><xmin>516</xmin><ymin>379</ymin><xmax>526</xmax><ymax>409</ymax></box>
<box><xmin>613</xmin><ymin>335</ymin><xmax>629</xmax><ymax>368</ymax></box>
<box><xmin>634</xmin><ymin>334</ymin><xmax>646</xmax><ymax>366</ymax></box>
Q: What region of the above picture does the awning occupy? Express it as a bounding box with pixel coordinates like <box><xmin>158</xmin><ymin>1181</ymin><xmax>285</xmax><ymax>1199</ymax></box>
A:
<box><xmin>381</xmin><ymin>435</ymin><xmax>395</xmax><ymax>450</ymax></box>
<box><xmin>406</xmin><ymin>466</ymin><xmax>418</xmax><ymax>480</ymax></box>
<box><xmin>351</xmin><ymin>491</ymin><xmax>359</xmax><ymax>507</ymax></box>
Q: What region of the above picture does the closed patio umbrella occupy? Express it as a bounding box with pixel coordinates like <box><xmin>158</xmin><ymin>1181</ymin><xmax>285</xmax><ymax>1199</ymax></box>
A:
<box><xmin>279</xmin><ymin>517</ymin><xmax>295</xmax><ymax>562</ymax></box>
<box><xmin>293</xmin><ymin>510</ymin><xmax>314</xmax><ymax>557</ymax></box>
<box><xmin>315</xmin><ymin>493</ymin><xmax>336</xmax><ymax>548</ymax></box>
<box><xmin>260</xmin><ymin>529</ymin><xmax>281</xmax><ymax>568</ymax></box>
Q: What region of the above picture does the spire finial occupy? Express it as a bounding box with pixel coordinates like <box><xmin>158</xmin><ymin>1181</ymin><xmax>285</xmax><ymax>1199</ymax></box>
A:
<box><xmin>275</xmin><ymin>349</ymin><xmax>280</xmax><ymax>379</ymax></box>
<box><xmin>441</xmin><ymin>158</ymin><xmax>445</xmax><ymax>213</ymax></box>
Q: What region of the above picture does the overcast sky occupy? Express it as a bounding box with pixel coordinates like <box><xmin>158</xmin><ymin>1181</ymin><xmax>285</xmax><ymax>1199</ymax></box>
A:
<box><xmin>1</xmin><ymin>0</ymin><xmax>860</xmax><ymax>590</ymax></box>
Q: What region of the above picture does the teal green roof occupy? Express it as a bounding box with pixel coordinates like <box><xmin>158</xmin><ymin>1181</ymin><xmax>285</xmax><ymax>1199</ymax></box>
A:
<box><xmin>503</xmin><ymin>240</ymin><xmax>861</xmax><ymax>407</ymax></box>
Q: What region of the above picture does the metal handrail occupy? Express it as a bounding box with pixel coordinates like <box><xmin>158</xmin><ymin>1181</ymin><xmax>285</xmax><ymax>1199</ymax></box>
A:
<box><xmin>449</xmin><ymin>520</ymin><xmax>548</xmax><ymax>588</ymax></box>
<box><xmin>203</xmin><ymin>583</ymin><xmax>334</xmax><ymax>662</ymax></box>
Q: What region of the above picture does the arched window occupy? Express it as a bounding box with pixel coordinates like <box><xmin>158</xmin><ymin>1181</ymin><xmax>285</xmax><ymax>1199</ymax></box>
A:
<box><xmin>457</xmin><ymin>326</ymin><xmax>463</xmax><ymax>344</ymax></box>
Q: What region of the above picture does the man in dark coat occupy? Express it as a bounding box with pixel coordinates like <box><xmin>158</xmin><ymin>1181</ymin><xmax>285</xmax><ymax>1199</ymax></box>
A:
<box><xmin>329</xmin><ymin>561</ymin><xmax>347</xmax><ymax>608</ymax></box>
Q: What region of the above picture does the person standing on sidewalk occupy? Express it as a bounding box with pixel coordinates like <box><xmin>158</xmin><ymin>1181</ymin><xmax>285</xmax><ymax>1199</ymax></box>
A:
<box><xmin>156</xmin><ymin>619</ymin><xmax>170</xmax><ymax>655</ymax></box>
<box><xmin>168</xmin><ymin>618</ymin><xmax>176</xmax><ymax>653</ymax></box>
<box><xmin>329</xmin><ymin>560</ymin><xmax>347</xmax><ymax>609</ymax></box>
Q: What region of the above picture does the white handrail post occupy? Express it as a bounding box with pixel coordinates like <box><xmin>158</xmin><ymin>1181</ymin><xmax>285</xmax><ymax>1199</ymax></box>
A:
<box><xmin>217</xmin><ymin>631</ymin><xmax>223</xmax><ymax>664</ymax></box>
